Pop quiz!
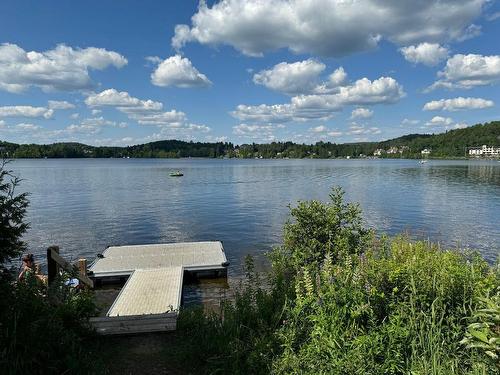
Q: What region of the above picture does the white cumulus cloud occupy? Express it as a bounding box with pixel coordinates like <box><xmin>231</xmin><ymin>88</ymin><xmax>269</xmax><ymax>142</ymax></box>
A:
<box><xmin>0</xmin><ymin>43</ymin><xmax>127</xmax><ymax>93</ymax></box>
<box><xmin>48</xmin><ymin>100</ymin><xmax>75</xmax><ymax>110</ymax></box>
<box><xmin>85</xmin><ymin>89</ymin><xmax>163</xmax><ymax>111</ymax></box>
<box><xmin>150</xmin><ymin>55</ymin><xmax>211</xmax><ymax>88</ymax></box>
<box><xmin>426</xmin><ymin>116</ymin><xmax>453</xmax><ymax>126</ymax></box>
<box><xmin>253</xmin><ymin>59</ymin><xmax>325</xmax><ymax>95</ymax></box>
<box><xmin>399</xmin><ymin>43</ymin><xmax>449</xmax><ymax>66</ymax></box>
<box><xmin>347</xmin><ymin>123</ymin><xmax>381</xmax><ymax>135</ymax></box>
<box><xmin>423</xmin><ymin>97</ymin><xmax>494</xmax><ymax>111</ymax></box>
<box><xmin>232</xmin><ymin>123</ymin><xmax>277</xmax><ymax>142</ymax></box>
<box><xmin>233</xmin><ymin>75</ymin><xmax>404</xmax><ymax>123</ymax></box>
<box><xmin>172</xmin><ymin>0</ymin><xmax>486</xmax><ymax>57</ymax></box>
<box><xmin>85</xmin><ymin>89</ymin><xmax>209</xmax><ymax>134</ymax></box>
<box><xmin>0</xmin><ymin>106</ymin><xmax>53</xmax><ymax>119</ymax></box>
<box><xmin>350</xmin><ymin>108</ymin><xmax>373</xmax><ymax>119</ymax></box>
<box><xmin>253</xmin><ymin>59</ymin><xmax>347</xmax><ymax>95</ymax></box>
<box><xmin>427</xmin><ymin>54</ymin><xmax>500</xmax><ymax>90</ymax></box>
<box><xmin>336</xmin><ymin>77</ymin><xmax>404</xmax><ymax>105</ymax></box>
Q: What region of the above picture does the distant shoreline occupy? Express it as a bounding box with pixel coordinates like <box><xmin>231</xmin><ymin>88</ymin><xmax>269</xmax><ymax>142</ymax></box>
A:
<box><xmin>7</xmin><ymin>156</ymin><xmax>499</xmax><ymax>161</ymax></box>
<box><xmin>2</xmin><ymin>120</ymin><xmax>499</xmax><ymax>159</ymax></box>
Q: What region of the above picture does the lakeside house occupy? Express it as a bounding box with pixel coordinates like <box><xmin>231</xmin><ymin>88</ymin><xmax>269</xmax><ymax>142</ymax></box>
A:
<box><xmin>373</xmin><ymin>146</ymin><xmax>409</xmax><ymax>157</ymax></box>
<box><xmin>421</xmin><ymin>149</ymin><xmax>431</xmax><ymax>156</ymax></box>
<box><xmin>468</xmin><ymin>145</ymin><xmax>500</xmax><ymax>158</ymax></box>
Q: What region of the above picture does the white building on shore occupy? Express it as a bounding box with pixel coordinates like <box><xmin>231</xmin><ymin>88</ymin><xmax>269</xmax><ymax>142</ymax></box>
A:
<box><xmin>421</xmin><ymin>148</ymin><xmax>431</xmax><ymax>156</ymax></box>
<box><xmin>468</xmin><ymin>145</ymin><xmax>500</xmax><ymax>157</ymax></box>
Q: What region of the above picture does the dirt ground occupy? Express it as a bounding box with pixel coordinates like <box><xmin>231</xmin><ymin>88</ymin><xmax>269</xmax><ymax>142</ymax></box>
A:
<box><xmin>97</xmin><ymin>331</ymin><xmax>198</xmax><ymax>375</ymax></box>
<box><xmin>92</xmin><ymin>286</ymin><xmax>197</xmax><ymax>374</ymax></box>
<box><xmin>90</xmin><ymin>277</ymin><xmax>228</xmax><ymax>374</ymax></box>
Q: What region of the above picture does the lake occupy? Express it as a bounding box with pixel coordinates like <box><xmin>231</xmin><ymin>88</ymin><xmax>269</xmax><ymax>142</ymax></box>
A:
<box><xmin>10</xmin><ymin>158</ymin><xmax>500</xmax><ymax>287</ymax></box>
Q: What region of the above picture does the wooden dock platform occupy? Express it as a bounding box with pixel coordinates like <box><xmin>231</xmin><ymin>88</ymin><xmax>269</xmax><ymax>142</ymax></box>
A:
<box><xmin>88</xmin><ymin>241</ymin><xmax>228</xmax><ymax>335</ymax></box>
<box><xmin>90</xmin><ymin>241</ymin><xmax>228</xmax><ymax>278</ymax></box>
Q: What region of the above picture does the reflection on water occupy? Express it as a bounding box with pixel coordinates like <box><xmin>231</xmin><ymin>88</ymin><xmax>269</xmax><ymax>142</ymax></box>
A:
<box><xmin>11</xmin><ymin>158</ymin><xmax>500</xmax><ymax>304</ymax></box>
<box><xmin>182</xmin><ymin>278</ymin><xmax>230</xmax><ymax>311</ymax></box>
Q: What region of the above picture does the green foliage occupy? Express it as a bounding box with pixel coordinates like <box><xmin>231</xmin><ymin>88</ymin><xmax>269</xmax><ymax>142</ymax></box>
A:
<box><xmin>378</xmin><ymin>121</ymin><xmax>500</xmax><ymax>158</ymax></box>
<box><xmin>0</xmin><ymin>159</ymin><xmax>29</xmax><ymax>264</ymax></box>
<box><xmin>1</xmin><ymin>140</ymin><xmax>234</xmax><ymax>159</ymax></box>
<box><xmin>272</xmin><ymin>187</ymin><xmax>371</xmax><ymax>276</ymax></box>
<box><xmin>177</xmin><ymin>187</ymin><xmax>500</xmax><ymax>374</ymax></box>
<box><xmin>177</xmin><ymin>257</ymin><xmax>285</xmax><ymax>374</ymax></box>
<box><xmin>0</xmin><ymin>275</ymin><xmax>101</xmax><ymax>374</ymax></box>
<box><xmin>461</xmin><ymin>288</ymin><xmax>500</xmax><ymax>366</ymax></box>
<box><xmin>274</xmin><ymin>238</ymin><xmax>497</xmax><ymax>374</ymax></box>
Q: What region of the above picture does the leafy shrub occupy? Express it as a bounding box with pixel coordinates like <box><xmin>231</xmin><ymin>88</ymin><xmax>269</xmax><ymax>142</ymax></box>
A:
<box><xmin>271</xmin><ymin>187</ymin><xmax>371</xmax><ymax>276</ymax></box>
<box><xmin>461</xmin><ymin>287</ymin><xmax>500</xmax><ymax>367</ymax></box>
<box><xmin>0</xmin><ymin>275</ymin><xmax>100</xmax><ymax>374</ymax></box>
<box><xmin>274</xmin><ymin>238</ymin><xmax>498</xmax><ymax>374</ymax></box>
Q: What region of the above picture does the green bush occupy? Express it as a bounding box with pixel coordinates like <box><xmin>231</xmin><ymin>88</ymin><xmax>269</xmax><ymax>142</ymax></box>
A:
<box><xmin>271</xmin><ymin>187</ymin><xmax>371</xmax><ymax>277</ymax></box>
<box><xmin>0</xmin><ymin>275</ymin><xmax>101</xmax><ymax>374</ymax></box>
<box><xmin>274</xmin><ymin>238</ymin><xmax>497</xmax><ymax>374</ymax></box>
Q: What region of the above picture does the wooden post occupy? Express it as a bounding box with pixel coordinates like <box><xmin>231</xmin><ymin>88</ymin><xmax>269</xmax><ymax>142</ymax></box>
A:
<box><xmin>49</xmin><ymin>249</ymin><xmax>94</xmax><ymax>288</ymax></box>
<box><xmin>47</xmin><ymin>245</ymin><xmax>60</xmax><ymax>284</ymax></box>
<box><xmin>78</xmin><ymin>258</ymin><xmax>87</xmax><ymax>278</ymax></box>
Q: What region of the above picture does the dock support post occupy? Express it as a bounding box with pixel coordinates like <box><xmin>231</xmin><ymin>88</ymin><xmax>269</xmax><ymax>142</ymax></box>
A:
<box><xmin>47</xmin><ymin>245</ymin><xmax>60</xmax><ymax>284</ymax></box>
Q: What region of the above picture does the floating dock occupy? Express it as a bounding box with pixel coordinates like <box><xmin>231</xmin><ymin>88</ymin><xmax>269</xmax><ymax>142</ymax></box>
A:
<box><xmin>88</xmin><ymin>241</ymin><xmax>228</xmax><ymax>335</ymax></box>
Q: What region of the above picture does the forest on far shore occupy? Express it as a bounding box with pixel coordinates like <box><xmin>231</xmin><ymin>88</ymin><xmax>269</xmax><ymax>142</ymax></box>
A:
<box><xmin>1</xmin><ymin>121</ymin><xmax>498</xmax><ymax>159</ymax></box>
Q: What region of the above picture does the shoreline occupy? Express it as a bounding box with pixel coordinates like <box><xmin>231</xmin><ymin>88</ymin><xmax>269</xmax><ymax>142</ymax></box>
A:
<box><xmin>6</xmin><ymin>155</ymin><xmax>500</xmax><ymax>160</ymax></box>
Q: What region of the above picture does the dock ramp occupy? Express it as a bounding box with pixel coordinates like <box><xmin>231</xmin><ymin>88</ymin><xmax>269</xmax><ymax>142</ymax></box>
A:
<box><xmin>107</xmin><ymin>267</ymin><xmax>183</xmax><ymax>316</ymax></box>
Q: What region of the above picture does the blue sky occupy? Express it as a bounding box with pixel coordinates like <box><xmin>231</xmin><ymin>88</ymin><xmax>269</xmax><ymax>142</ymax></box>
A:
<box><xmin>0</xmin><ymin>0</ymin><xmax>499</xmax><ymax>146</ymax></box>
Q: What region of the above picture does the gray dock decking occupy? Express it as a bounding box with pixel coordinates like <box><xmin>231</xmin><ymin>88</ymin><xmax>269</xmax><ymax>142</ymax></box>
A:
<box><xmin>90</xmin><ymin>241</ymin><xmax>228</xmax><ymax>277</ymax></box>
<box><xmin>89</xmin><ymin>241</ymin><xmax>228</xmax><ymax>334</ymax></box>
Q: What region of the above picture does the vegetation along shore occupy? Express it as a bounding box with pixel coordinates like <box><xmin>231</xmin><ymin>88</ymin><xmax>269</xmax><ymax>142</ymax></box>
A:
<box><xmin>0</xmin><ymin>121</ymin><xmax>498</xmax><ymax>160</ymax></box>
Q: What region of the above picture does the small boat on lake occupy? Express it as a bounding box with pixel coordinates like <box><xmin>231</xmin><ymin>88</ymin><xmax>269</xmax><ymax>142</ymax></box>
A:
<box><xmin>169</xmin><ymin>171</ymin><xmax>183</xmax><ymax>177</ymax></box>
<box><xmin>419</xmin><ymin>160</ymin><xmax>428</xmax><ymax>164</ymax></box>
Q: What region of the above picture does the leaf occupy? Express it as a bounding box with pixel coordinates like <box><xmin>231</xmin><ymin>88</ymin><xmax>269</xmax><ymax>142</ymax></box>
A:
<box><xmin>469</xmin><ymin>329</ymin><xmax>489</xmax><ymax>344</ymax></box>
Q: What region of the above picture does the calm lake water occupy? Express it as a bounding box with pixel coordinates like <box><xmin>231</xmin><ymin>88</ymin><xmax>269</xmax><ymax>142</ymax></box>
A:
<box><xmin>9</xmin><ymin>158</ymin><xmax>500</xmax><ymax>301</ymax></box>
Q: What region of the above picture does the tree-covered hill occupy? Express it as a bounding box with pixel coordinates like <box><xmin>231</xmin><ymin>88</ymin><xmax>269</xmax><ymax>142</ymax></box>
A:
<box><xmin>0</xmin><ymin>121</ymin><xmax>498</xmax><ymax>159</ymax></box>
<box><xmin>378</xmin><ymin>121</ymin><xmax>500</xmax><ymax>158</ymax></box>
